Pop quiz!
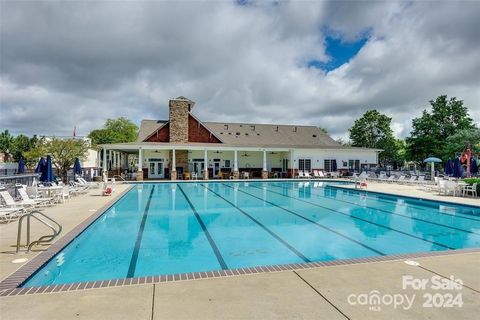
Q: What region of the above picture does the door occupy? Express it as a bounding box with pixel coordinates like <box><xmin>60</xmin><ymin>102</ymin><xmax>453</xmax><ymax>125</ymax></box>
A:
<box><xmin>148</xmin><ymin>159</ymin><xmax>164</xmax><ymax>179</ymax></box>
<box><xmin>213</xmin><ymin>161</ymin><xmax>221</xmax><ymax>178</ymax></box>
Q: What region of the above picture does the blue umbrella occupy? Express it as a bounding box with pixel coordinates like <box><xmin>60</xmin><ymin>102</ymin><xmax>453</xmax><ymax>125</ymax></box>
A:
<box><xmin>73</xmin><ymin>157</ymin><xmax>82</xmax><ymax>175</ymax></box>
<box><xmin>332</xmin><ymin>159</ymin><xmax>337</xmax><ymax>172</ymax></box>
<box><xmin>40</xmin><ymin>155</ymin><xmax>55</xmax><ymax>182</ymax></box>
<box><xmin>471</xmin><ymin>158</ymin><xmax>478</xmax><ymax>175</ymax></box>
<box><xmin>35</xmin><ymin>157</ymin><xmax>46</xmax><ymax>173</ymax></box>
<box><xmin>18</xmin><ymin>157</ymin><xmax>25</xmax><ymax>174</ymax></box>
<box><xmin>424</xmin><ymin>157</ymin><xmax>442</xmax><ymax>177</ymax></box>
<box><xmin>444</xmin><ymin>159</ymin><xmax>453</xmax><ymax>176</ymax></box>
<box><xmin>453</xmin><ymin>157</ymin><xmax>462</xmax><ymax>178</ymax></box>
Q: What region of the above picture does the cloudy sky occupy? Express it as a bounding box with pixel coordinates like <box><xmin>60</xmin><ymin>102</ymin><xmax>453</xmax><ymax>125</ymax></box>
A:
<box><xmin>1</xmin><ymin>0</ymin><xmax>479</xmax><ymax>140</ymax></box>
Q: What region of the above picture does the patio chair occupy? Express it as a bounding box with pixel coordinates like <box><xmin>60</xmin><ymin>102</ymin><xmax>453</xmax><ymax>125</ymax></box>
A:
<box><xmin>403</xmin><ymin>176</ymin><xmax>417</xmax><ymax>185</ymax></box>
<box><xmin>462</xmin><ymin>183</ymin><xmax>478</xmax><ymax>197</ymax></box>
<box><xmin>304</xmin><ymin>171</ymin><xmax>312</xmax><ymax>179</ymax></box>
<box><xmin>296</xmin><ymin>171</ymin><xmax>304</xmax><ymax>178</ymax></box>
<box><xmin>385</xmin><ymin>176</ymin><xmax>395</xmax><ymax>183</ymax></box>
<box><xmin>313</xmin><ymin>170</ymin><xmax>320</xmax><ymax>178</ymax></box>
<box><xmin>318</xmin><ymin>171</ymin><xmax>326</xmax><ymax>178</ymax></box>
<box><xmin>396</xmin><ymin>175</ymin><xmax>406</xmax><ymax>184</ymax></box>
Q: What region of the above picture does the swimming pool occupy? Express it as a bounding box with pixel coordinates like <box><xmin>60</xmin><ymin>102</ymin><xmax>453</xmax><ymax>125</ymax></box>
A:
<box><xmin>22</xmin><ymin>181</ymin><xmax>480</xmax><ymax>287</ymax></box>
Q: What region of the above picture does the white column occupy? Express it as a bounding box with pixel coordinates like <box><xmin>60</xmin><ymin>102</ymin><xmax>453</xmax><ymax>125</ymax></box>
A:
<box><xmin>204</xmin><ymin>149</ymin><xmax>208</xmax><ymax>171</ymax></box>
<box><xmin>263</xmin><ymin>150</ymin><xmax>267</xmax><ymax>171</ymax></box>
<box><xmin>172</xmin><ymin>149</ymin><xmax>176</xmax><ymax>171</ymax></box>
<box><xmin>138</xmin><ymin>148</ymin><xmax>143</xmax><ymax>171</ymax></box>
<box><xmin>103</xmin><ymin>148</ymin><xmax>107</xmax><ymax>171</ymax></box>
<box><xmin>234</xmin><ymin>150</ymin><xmax>238</xmax><ymax>172</ymax></box>
<box><xmin>113</xmin><ymin>151</ymin><xmax>117</xmax><ymax>169</ymax></box>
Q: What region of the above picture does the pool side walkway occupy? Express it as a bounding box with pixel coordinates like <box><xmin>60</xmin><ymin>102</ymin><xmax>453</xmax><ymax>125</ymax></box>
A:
<box><xmin>0</xmin><ymin>181</ymin><xmax>478</xmax><ymax>319</ymax></box>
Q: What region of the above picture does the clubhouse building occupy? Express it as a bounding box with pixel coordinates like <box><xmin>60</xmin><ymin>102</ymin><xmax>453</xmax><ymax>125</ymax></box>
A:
<box><xmin>99</xmin><ymin>97</ymin><xmax>380</xmax><ymax>180</ymax></box>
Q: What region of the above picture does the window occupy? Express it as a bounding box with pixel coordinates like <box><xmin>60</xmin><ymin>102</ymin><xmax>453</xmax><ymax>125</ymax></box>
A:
<box><xmin>224</xmin><ymin>160</ymin><xmax>231</xmax><ymax>168</ymax></box>
<box><xmin>298</xmin><ymin>159</ymin><xmax>311</xmax><ymax>172</ymax></box>
<box><xmin>348</xmin><ymin>160</ymin><xmax>360</xmax><ymax>171</ymax></box>
<box><xmin>324</xmin><ymin>159</ymin><xmax>332</xmax><ymax>172</ymax></box>
<box><xmin>282</xmin><ymin>159</ymin><xmax>289</xmax><ymax>172</ymax></box>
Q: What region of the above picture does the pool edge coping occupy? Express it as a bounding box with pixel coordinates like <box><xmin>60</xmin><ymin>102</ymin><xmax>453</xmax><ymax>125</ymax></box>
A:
<box><xmin>1</xmin><ymin>248</ymin><xmax>479</xmax><ymax>297</ymax></box>
<box><xmin>0</xmin><ymin>184</ymin><xmax>135</xmax><ymax>293</ymax></box>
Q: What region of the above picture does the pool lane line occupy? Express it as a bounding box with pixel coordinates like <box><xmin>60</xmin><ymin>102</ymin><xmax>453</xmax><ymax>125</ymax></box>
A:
<box><xmin>220</xmin><ymin>183</ymin><xmax>387</xmax><ymax>256</ymax></box>
<box><xmin>243</xmin><ymin>184</ymin><xmax>455</xmax><ymax>250</ymax></box>
<box><xmin>127</xmin><ymin>185</ymin><xmax>156</xmax><ymax>278</ymax></box>
<box><xmin>177</xmin><ymin>184</ymin><xmax>228</xmax><ymax>270</ymax></box>
<box><xmin>264</xmin><ymin>182</ymin><xmax>480</xmax><ymax>235</ymax></box>
<box><xmin>200</xmin><ymin>184</ymin><xmax>311</xmax><ymax>263</ymax></box>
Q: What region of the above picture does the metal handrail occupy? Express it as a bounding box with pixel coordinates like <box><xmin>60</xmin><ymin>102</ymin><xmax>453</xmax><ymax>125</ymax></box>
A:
<box><xmin>112</xmin><ymin>175</ymin><xmax>126</xmax><ymax>181</ymax></box>
<box><xmin>16</xmin><ymin>210</ymin><xmax>62</xmax><ymax>253</ymax></box>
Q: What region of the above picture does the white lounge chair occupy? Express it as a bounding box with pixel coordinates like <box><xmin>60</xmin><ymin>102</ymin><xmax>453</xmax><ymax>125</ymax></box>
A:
<box><xmin>318</xmin><ymin>171</ymin><xmax>326</xmax><ymax>178</ymax></box>
<box><xmin>16</xmin><ymin>186</ymin><xmax>54</xmax><ymax>206</ymax></box>
<box><xmin>0</xmin><ymin>207</ymin><xmax>25</xmax><ymax>223</ymax></box>
<box><xmin>296</xmin><ymin>171</ymin><xmax>304</xmax><ymax>178</ymax></box>
<box><xmin>304</xmin><ymin>171</ymin><xmax>312</xmax><ymax>179</ymax></box>
<box><xmin>0</xmin><ymin>188</ymin><xmax>34</xmax><ymax>208</ymax></box>
<box><xmin>313</xmin><ymin>170</ymin><xmax>320</xmax><ymax>178</ymax></box>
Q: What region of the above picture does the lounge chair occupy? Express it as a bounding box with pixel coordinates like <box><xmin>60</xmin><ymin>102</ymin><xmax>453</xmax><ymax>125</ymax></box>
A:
<box><xmin>313</xmin><ymin>170</ymin><xmax>320</xmax><ymax>178</ymax></box>
<box><xmin>15</xmin><ymin>185</ymin><xmax>54</xmax><ymax>206</ymax></box>
<box><xmin>304</xmin><ymin>171</ymin><xmax>312</xmax><ymax>179</ymax></box>
<box><xmin>0</xmin><ymin>207</ymin><xmax>25</xmax><ymax>223</ymax></box>
<box><xmin>296</xmin><ymin>171</ymin><xmax>304</xmax><ymax>178</ymax></box>
<box><xmin>385</xmin><ymin>176</ymin><xmax>395</xmax><ymax>183</ymax></box>
<box><xmin>403</xmin><ymin>176</ymin><xmax>417</xmax><ymax>185</ymax></box>
<box><xmin>318</xmin><ymin>171</ymin><xmax>326</xmax><ymax>178</ymax></box>
<box><xmin>0</xmin><ymin>188</ymin><xmax>35</xmax><ymax>208</ymax></box>
<box><xmin>395</xmin><ymin>175</ymin><xmax>406</xmax><ymax>184</ymax></box>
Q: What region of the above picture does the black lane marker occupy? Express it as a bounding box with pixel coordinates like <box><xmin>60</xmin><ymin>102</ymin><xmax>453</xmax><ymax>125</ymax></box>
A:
<box><xmin>127</xmin><ymin>185</ymin><xmax>155</xmax><ymax>278</ymax></box>
<box><xmin>220</xmin><ymin>183</ymin><xmax>386</xmax><ymax>256</ymax></box>
<box><xmin>266</xmin><ymin>182</ymin><xmax>480</xmax><ymax>235</ymax></box>
<box><xmin>200</xmin><ymin>184</ymin><xmax>311</xmax><ymax>263</ymax></box>
<box><xmin>246</xmin><ymin>184</ymin><xmax>455</xmax><ymax>250</ymax></box>
<box><xmin>177</xmin><ymin>184</ymin><xmax>228</xmax><ymax>270</ymax></box>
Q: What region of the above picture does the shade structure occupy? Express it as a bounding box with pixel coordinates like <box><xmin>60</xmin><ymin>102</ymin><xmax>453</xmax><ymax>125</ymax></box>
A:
<box><xmin>444</xmin><ymin>159</ymin><xmax>453</xmax><ymax>176</ymax></box>
<box><xmin>471</xmin><ymin>158</ymin><xmax>479</xmax><ymax>175</ymax></box>
<box><xmin>453</xmin><ymin>157</ymin><xmax>462</xmax><ymax>178</ymax></box>
<box><xmin>332</xmin><ymin>159</ymin><xmax>337</xmax><ymax>172</ymax></box>
<box><xmin>35</xmin><ymin>157</ymin><xmax>46</xmax><ymax>173</ymax></box>
<box><xmin>73</xmin><ymin>157</ymin><xmax>82</xmax><ymax>175</ymax></box>
<box><xmin>40</xmin><ymin>155</ymin><xmax>55</xmax><ymax>183</ymax></box>
<box><xmin>18</xmin><ymin>157</ymin><xmax>25</xmax><ymax>174</ymax></box>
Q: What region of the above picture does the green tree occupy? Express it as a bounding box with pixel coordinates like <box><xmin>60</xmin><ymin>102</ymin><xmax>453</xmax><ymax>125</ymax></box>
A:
<box><xmin>443</xmin><ymin>129</ymin><xmax>480</xmax><ymax>160</ymax></box>
<box><xmin>348</xmin><ymin>110</ymin><xmax>397</xmax><ymax>166</ymax></box>
<box><xmin>10</xmin><ymin>134</ymin><xmax>34</xmax><ymax>161</ymax></box>
<box><xmin>88</xmin><ymin>117</ymin><xmax>138</xmax><ymax>146</ymax></box>
<box><xmin>0</xmin><ymin>130</ymin><xmax>13</xmax><ymax>161</ymax></box>
<box><xmin>25</xmin><ymin>138</ymin><xmax>89</xmax><ymax>182</ymax></box>
<box><xmin>406</xmin><ymin>95</ymin><xmax>476</xmax><ymax>162</ymax></box>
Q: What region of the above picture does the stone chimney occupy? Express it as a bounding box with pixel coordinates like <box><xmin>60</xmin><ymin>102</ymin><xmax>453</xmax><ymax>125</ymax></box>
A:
<box><xmin>169</xmin><ymin>96</ymin><xmax>194</xmax><ymax>143</ymax></box>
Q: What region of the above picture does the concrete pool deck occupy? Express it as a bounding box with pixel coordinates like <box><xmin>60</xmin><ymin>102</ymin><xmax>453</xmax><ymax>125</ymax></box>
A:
<box><xmin>0</xmin><ymin>180</ymin><xmax>478</xmax><ymax>319</ymax></box>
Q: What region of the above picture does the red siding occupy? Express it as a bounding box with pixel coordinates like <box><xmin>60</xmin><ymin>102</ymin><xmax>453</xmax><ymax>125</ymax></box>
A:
<box><xmin>188</xmin><ymin>115</ymin><xmax>222</xmax><ymax>143</ymax></box>
<box><xmin>144</xmin><ymin>123</ymin><xmax>170</xmax><ymax>142</ymax></box>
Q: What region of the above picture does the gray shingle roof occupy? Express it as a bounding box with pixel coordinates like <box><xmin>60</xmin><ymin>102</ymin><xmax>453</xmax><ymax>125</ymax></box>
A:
<box><xmin>138</xmin><ymin>119</ymin><xmax>341</xmax><ymax>148</ymax></box>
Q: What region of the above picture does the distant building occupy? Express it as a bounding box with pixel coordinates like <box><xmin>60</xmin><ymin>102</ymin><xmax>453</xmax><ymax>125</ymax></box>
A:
<box><xmin>100</xmin><ymin>97</ymin><xmax>380</xmax><ymax>180</ymax></box>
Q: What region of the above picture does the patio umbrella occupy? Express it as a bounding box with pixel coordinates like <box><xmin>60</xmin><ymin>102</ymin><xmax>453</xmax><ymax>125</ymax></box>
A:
<box><xmin>453</xmin><ymin>157</ymin><xmax>462</xmax><ymax>178</ymax></box>
<box><xmin>18</xmin><ymin>157</ymin><xmax>25</xmax><ymax>174</ymax></box>
<box><xmin>73</xmin><ymin>157</ymin><xmax>82</xmax><ymax>175</ymax></box>
<box><xmin>332</xmin><ymin>159</ymin><xmax>337</xmax><ymax>172</ymax></box>
<box><xmin>444</xmin><ymin>159</ymin><xmax>453</xmax><ymax>176</ymax></box>
<box><xmin>35</xmin><ymin>157</ymin><xmax>46</xmax><ymax>173</ymax></box>
<box><xmin>471</xmin><ymin>158</ymin><xmax>478</xmax><ymax>175</ymax></box>
<box><xmin>40</xmin><ymin>155</ymin><xmax>55</xmax><ymax>183</ymax></box>
<box><xmin>424</xmin><ymin>157</ymin><xmax>442</xmax><ymax>178</ymax></box>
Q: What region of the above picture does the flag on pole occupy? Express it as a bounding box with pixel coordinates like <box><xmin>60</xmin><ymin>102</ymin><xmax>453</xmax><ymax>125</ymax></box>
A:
<box><xmin>73</xmin><ymin>126</ymin><xmax>76</xmax><ymax>137</ymax></box>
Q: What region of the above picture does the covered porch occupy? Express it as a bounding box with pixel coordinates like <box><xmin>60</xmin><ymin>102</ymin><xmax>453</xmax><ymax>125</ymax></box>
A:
<box><xmin>98</xmin><ymin>143</ymin><xmax>293</xmax><ymax>181</ymax></box>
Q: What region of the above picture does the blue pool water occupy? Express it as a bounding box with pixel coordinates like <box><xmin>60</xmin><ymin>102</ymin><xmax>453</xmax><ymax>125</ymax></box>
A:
<box><xmin>23</xmin><ymin>181</ymin><xmax>480</xmax><ymax>287</ymax></box>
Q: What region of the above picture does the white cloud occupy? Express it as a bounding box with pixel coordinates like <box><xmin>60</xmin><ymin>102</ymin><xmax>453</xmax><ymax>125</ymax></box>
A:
<box><xmin>1</xmin><ymin>1</ymin><xmax>479</xmax><ymax>139</ymax></box>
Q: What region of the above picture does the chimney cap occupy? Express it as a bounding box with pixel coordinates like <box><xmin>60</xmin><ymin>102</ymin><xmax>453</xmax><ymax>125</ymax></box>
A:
<box><xmin>170</xmin><ymin>96</ymin><xmax>195</xmax><ymax>108</ymax></box>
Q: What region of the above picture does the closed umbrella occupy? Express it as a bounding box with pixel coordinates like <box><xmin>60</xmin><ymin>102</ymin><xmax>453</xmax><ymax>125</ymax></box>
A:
<box><xmin>453</xmin><ymin>157</ymin><xmax>462</xmax><ymax>178</ymax></box>
<box><xmin>332</xmin><ymin>159</ymin><xmax>337</xmax><ymax>172</ymax></box>
<box><xmin>73</xmin><ymin>157</ymin><xmax>82</xmax><ymax>175</ymax></box>
<box><xmin>471</xmin><ymin>158</ymin><xmax>478</xmax><ymax>175</ymax></box>
<box><xmin>35</xmin><ymin>157</ymin><xmax>46</xmax><ymax>173</ymax></box>
<box><xmin>40</xmin><ymin>155</ymin><xmax>55</xmax><ymax>183</ymax></box>
<box><xmin>18</xmin><ymin>157</ymin><xmax>25</xmax><ymax>174</ymax></box>
<box><xmin>424</xmin><ymin>157</ymin><xmax>442</xmax><ymax>178</ymax></box>
<box><xmin>444</xmin><ymin>159</ymin><xmax>453</xmax><ymax>176</ymax></box>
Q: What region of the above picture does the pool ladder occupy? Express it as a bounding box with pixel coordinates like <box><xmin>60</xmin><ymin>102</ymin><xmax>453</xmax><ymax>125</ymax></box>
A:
<box><xmin>16</xmin><ymin>210</ymin><xmax>62</xmax><ymax>253</ymax></box>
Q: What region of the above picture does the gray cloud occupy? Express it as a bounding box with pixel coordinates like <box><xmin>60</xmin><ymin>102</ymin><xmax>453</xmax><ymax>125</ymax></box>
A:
<box><xmin>1</xmin><ymin>1</ymin><xmax>479</xmax><ymax>140</ymax></box>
